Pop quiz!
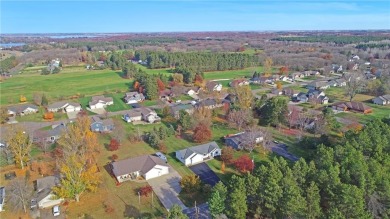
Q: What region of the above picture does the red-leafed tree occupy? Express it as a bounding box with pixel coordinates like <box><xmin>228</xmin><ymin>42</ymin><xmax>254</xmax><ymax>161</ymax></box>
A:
<box><xmin>194</xmin><ymin>74</ymin><xmax>204</xmax><ymax>86</ymax></box>
<box><xmin>109</xmin><ymin>139</ymin><xmax>120</xmax><ymax>151</ymax></box>
<box><xmin>234</xmin><ymin>155</ymin><xmax>254</xmax><ymax>173</ymax></box>
<box><xmin>279</xmin><ymin>66</ymin><xmax>289</xmax><ymax>75</ymax></box>
<box><xmin>111</xmin><ymin>154</ymin><xmax>118</xmax><ymax>161</ymax></box>
<box><xmin>192</xmin><ymin>123</ymin><xmax>212</xmax><ymax>143</ymax></box>
<box><xmin>157</xmin><ymin>79</ymin><xmax>165</xmax><ymax>92</ymax></box>
<box><xmin>139</xmin><ymin>185</ymin><xmax>153</xmax><ymax>197</ymax></box>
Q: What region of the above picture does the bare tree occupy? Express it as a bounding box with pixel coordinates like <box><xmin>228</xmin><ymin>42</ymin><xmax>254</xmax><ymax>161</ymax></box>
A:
<box><xmin>111</xmin><ymin>119</ymin><xmax>126</xmax><ymax>143</ymax></box>
<box><xmin>344</xmin><ymin>72</ymin><xmax>367</xmax><ymax>102</ymax></box>
<box><xmin>9</xmin><ymin>178</ymin><xmax>34</xmax><ymax>213</ymax></box>
<box><xmin>227</xmin><ymin>109</ymin><xmax>252</xmax><ymax>131</ymax></box>
<box><xmin>32</xmin><ymin>92</ymin><xmax>42</xmax><ymax>106</ymax></box>
<box><xmin>192</xmin><ymin>106</ymin><xmax>212</xmax><ymax>128</ymax></box>
<box><xmin>240</xmin><ymin>126</ymin><xmax>265</xmax><ymax>153</ymax></box>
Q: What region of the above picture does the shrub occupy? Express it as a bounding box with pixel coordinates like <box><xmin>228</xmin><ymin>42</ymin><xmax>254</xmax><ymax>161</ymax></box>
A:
<box><xmin>139</xmin><ymin>185</ymin><xmax>153</xmax><ymax>197</ymax></box>
<box><xmin>221</xmin><ymin>147</ymin><xmax>234</xmax><ymax>164</ymax></box>
<box><xmin>180</xmin><ymin>175</ymin><xmax>201</xmax><ymax>193</ymax></box>
<box><xmin>111</xmin><ymin>154</ymin><xmax>118</xmax><ymax>161</ymax></box>
<box><xmin>234</xmin><ymin>155</ymin><xmax>254</xmax><ymax>173</ymax></box>
<box><xmin>109</xmin><ymin>139</ymin><xmax>120</xmax><ymax>151</ymax></box>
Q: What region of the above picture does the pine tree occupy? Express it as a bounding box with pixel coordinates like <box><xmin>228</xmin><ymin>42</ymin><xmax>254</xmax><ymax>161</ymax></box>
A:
<box><xmin>226</xmin><ymin>175</ymin><xmax>248</xmax><ymax>219</ymax></box>
<box><xmin>306</xmin><ymin>181</ymin><xmax>322</xmax><ymax>219</ymax></box>
<box><xmin>209</xmin><ymin>191</ymin><xmax>225</xmax><ymax>218</ymax></box>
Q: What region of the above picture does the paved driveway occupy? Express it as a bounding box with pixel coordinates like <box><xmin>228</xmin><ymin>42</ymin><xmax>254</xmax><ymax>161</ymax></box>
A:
<box><xmin>189</xmin><ymin>163</ymin><xmax>220</xmax><ymax>186</ymax></box>
<box><xmin>148</xmin><ymin>167</ymin><xmax>187</xmax><ymax>210</ymax></box>
<box><xmin>269</xmin><ymin>143</ymin><xmax>299</xmax><ymax>162</ymax></box>
<box><xmin>66</xmin><ymin>111</ymin><xmax>79</xmax><ymax>119</ymax></box>
<box><xmin>87</xmin><ymin>107</ymin><xmax>106</xmax><ymax>115</ymax></box>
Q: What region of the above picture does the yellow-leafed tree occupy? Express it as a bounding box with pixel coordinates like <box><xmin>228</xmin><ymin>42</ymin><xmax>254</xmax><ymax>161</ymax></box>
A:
<box><xmin>54</xmin><ymin>115</ymin><xmax>100</xmax><ymax>202</ymax></box>
<box><xmin>276</xmin><ymin>81</ymin><xmax>283</xmax><ymax>90</ymax></box>
<box><xmin>20</xmin><ymin>95</ymin><xmax>27</xmax><ymax>102</ymax></box>
<box><xmin>6</xmin><ymin>126</ymin><xmax>32</xmax><ymax>169</ymax></box>
<box><xmin>53</xmin><ymin>155</ymin><xmax>100</xmax><ymax>202</ymax></box>
<box><xmin>234</xmin><ymin>85</ymin><xmax>253</xmax><ymax>109</ymax></box>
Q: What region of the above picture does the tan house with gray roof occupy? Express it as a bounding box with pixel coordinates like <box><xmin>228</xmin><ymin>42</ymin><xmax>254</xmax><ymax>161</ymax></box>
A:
<box><xmin>111</xmin><ymin>155</ymin><xmax>169</xmax><ymax>182</ymax></box>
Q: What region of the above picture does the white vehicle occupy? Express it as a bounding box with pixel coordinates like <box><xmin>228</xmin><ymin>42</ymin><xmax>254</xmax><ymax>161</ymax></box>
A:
<box><xmin>53</xmin><ymin>205</ymin><xmax>60</xmax><ymax>217</ymax></box>
<box><xmin>155</xmin><ymin>152</ymin><xmax>167</xmax><ymax>163</ymax></box>
<box><xmin>176</xmin><ymin>99</ymin><xmax>181</xmax><ymax>103</ymax></box>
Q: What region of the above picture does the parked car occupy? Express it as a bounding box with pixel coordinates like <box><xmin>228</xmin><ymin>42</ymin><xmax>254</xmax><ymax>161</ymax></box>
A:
<box><xmin>30</xmin><ymin>199</ymin><xmax>37</xmax><ymax>209</ymax></box>
<box><xmin>155</xmin><ymin>152</ymin><xmax>167</xmax><ymax>163</ymax></box>
<box><xmin>53</xmin><ymin>205</ymin><xmax>60</xmax><ymax>216</ymax></box>
<box><xmin>273</xmin><ymin>140</ymin><xmax>279</xmax><ymax>144</ymax></box>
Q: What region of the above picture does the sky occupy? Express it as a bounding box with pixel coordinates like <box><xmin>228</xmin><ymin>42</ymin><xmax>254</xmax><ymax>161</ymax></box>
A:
<box><xmin>1</xmin><ymin>0</ymin><xmax>389</xmax><ymax>33</ymax></box>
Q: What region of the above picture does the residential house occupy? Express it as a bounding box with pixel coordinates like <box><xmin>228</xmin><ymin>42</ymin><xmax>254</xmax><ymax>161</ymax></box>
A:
<box><xmin>89</xmin><ymin>95</ymin><xmax>113</xmax><ymax>109</ymax></box>
<box><xmin>123</xmin><ymin>108</ymin><xmax>161</xmax><ymax>123</ymax></box>
<box><xmin>33</xmin><ymin>123</ymin><xmax>66</xmax><ymax>144</ymax></box>
<box><xmin>332</xmin><ymin>64</ymin><xmax>343</xmax><ymax>73</ymax></box>
<box><xmin>295</xmin><ymin>92</ymin><xmax>309</xmax><ymax>103</ymax></box>
<box><xmin>372</xmin><ymin>95</ymin><xmax>390</xmax><ymax>105</ymax></box>
<box><xmin>111</xmin><ymin>155</ymin><xmax>169</xmax><ymax>182</ymax></box>
<box><xmin>307</xmin><ymin>89</ymin><xmax>329</xmax><ymax>104</ymax></box>
<box><xmin>90</xmin><ymin>116</ymin><xmax>114</xmax><ymax>132</ymax></box>
<box><xmin>170</xmin><ymin>103</ymin><xmax>195</xmax><ymax>118</ymax></box>
<box><xmin>304</xmin><ymin>70</ymin><xmax>320</xmax><ymax>76</ymax></box>
<box><xmin>229</xmin><ymin>79</ymin><xmax>249</xmax><ymax>87</ymax></box>
<box><xmin>123</xmin><ymin>92</ymin><xmax>145</xmax><ymax>104</ymax></box>
<box><xmin>306</xmin><ymin>81</ymin><xmax>330</xmax><ymax>90</ymax></box>
<box><xmin>195</xmin><ymin>98</ymin><xmax>223</xmax><ymax>109</ymax></box>
<box><xmin>206</xmin><ymin>81</ymin><xmax>222</xmax><ymax>92</ymax></box>
<box><xmin>329</xmin><ymin>79</ymin><xmax>342</xmax><ymax>87</ymax></box>
<box><xmin>32</xmin><ymin>175</ymin><xmax>64</xmax><ymax>209</ymax></box>
<box><xmin>0</xmin><ymin>187</ymin><xmax>4</xmax><ymax>212</ymax></box>
<box><xmin>224</xmin><ymin>132</ymin><xmax>264</xmax><ymax>150</ymax></box>
<box><xmin>159</xmin><ymin>89</ymin><xmax>174</xmax><ymax>101</ymax></box>
<box><xmin>271</xmin><ymin>88</ymin><xmax>283</xmax><ymax>95</ymax></box>
<box><xmin>47</xmin><ymin>101</ymin><xmax>81</xmax><ymax>112</ymax></box>
<box><xmin>186</xmin><ymin>87</ymin><xmax>201</xmax><ymax>96</ymax></box>
<box><xmin>332</xmin><ymin>102</ymin><xmax>372</xmax><ymax>114</ymax></box>
<box><xmin>176</xmin><ymin>141</ymin><xmax>221</xmax><ymax>166</ymax></box>
<box><xmin>290</xmin><ymin>72</ymin><xmax>305</xmax><ymax>80</ymax></box>
<box><xmin>279</xmin><ymin>75</ymin><xmax>291</xmax><ymax>82</ymax></box>
<box><xmin>8</xmin><ymin>104</ymin><xmax>39</xmax><ymax>116</ymax></box>
<box><xmin>47</xmin><ymin>59</ymin><xmax>60</xmax><ymax>73</ymax></box>
<box><xmin>282</xmin><ymin>88</ymin><xmax>298</xmax><ymax>97</ymax></box>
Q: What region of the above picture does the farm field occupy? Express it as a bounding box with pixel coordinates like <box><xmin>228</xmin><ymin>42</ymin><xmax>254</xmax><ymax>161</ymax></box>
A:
<box><xmin>0</xmin><ymin>68</ymin><xmax>131</xmax><ymax>105</ymax></box>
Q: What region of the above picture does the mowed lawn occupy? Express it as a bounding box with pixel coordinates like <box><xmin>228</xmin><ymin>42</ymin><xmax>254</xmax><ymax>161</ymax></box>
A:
<box><xmin>0</xmin><ymin>68</ymin><xmax>132</xmax><ymax>105</ymax></box>
<box><xmin>203</xmin><ymin>67</ymin><xmax>261</xmax><ymax>80</ymax></box>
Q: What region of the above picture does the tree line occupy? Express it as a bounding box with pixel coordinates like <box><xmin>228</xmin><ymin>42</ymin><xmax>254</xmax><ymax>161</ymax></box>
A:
<box><xmin>134</xmin><ymin>50</ymin><xmax>257</xmax><ymax>71</ymax></box>
<box><xmin>272</xmin><ymin>36</ymin><xmax>390</xmax><ymax>45</ymax></box>
<box><xmin>208</xmin><ymin>119</ymin><xmax>390</xmax><ymax>219</ymax></box>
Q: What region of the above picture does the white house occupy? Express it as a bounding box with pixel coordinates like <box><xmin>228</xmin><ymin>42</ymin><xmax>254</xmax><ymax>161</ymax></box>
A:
<box><xmin>206</xmin><ymin>81</ymin><xmax>222</xmax><ymax>92</ymax></box>
<box><xmin>122</xmin><ymin>108</ymin><xmax>160</xmax><ymax>123</ymax></box>
<box><xmin>111</xmin><ymin>155</ymin><xmax>169</xmax><ymax>183</ymax></box>
<box><xmin>47</xmin><ymin>101</ymin><xmax>81</xmax><ymax>112</ymax></box>
<box><xmin>89</xmin><ymin>95</ymin><xmax>113</xmax><ymax>109</ymax></box>
<box><xmin>32</xmin><ymin>176</ymin><xmax>64</xmax><ymax>209</ymax></box>
<box><xmin>8</xmin><ymin>104</ymin><xmax>39</xmax><ymax>116</ymax></box>
<box><xmin>176</xmin><ymin>141</ymin><xmax>221</xmax><ymax>166</ymax></box>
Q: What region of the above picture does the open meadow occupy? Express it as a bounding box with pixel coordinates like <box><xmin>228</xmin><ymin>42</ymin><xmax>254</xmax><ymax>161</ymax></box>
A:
<box><xmin>0</xmin><ymin>67</ymin><xmax>131</xmax><ymax>105</ymax></box>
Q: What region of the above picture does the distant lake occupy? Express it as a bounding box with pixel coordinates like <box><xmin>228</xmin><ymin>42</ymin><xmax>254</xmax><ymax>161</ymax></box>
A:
<box><xmin>0</xmin><ymin>43</ymin><xmax>26</xmax><ymax>48</ymax></box>
<box><xmin>49</xmin><ymin>35</ymin><xmax>99</xmax><ymax>39</ymax></box>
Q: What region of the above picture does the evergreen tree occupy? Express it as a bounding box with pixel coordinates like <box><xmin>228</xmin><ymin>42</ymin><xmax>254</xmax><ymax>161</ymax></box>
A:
<box><xmin>305</xmin><ymin>182</ymin><xmax>322</xmax><ymax>219</ymax></box>
<box><xmin>178</xmin><ymin>110</ymin><xmax>192</xmax><ymax>130</ymax></box>
<box><xmin>167</xmin><ymin>204</ymin><xmax>188</xmax><ymax>219</ymax></box>
<box><xmin>226</xmin><ymin>175</ymin><xmax>248</xmax><ymax>219</ymax></box>
<box><xmin>209</xmin><ymin>191</ymin><xmax>225</xmax><ymax>218</ymax></box>
<box><xmin>41</xmin><ymin>93</ymin><xmax>48</xmax><ymax>106</ymax></box>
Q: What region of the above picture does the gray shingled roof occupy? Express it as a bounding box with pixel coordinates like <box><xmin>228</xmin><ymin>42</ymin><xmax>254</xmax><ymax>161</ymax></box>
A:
<box><xmin>176</xmin><ymin>141</ymin><xmax>220</xmax><ymax>160</ymax></box>
<box><xmin>8</xmin><ymin>104</ymin><xmax>38</xmax><ymax>113</ymax></box>
<box><xmin>111</xmin><ymin>155</ymin><xmax>168</xmax><ymax>177</ymax></box>
<box><xmin>89</xmin><ymin>95</ymin><xmax>113</xmax><ymax>106</ymax></box>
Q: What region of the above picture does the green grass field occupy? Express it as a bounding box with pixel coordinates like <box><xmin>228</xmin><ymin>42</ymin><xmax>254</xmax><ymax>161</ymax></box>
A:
<box><xmin>106</xmin><ymin>93</ymin><xmax>132</xmax><ymax>112</ymax></box>
<box><xmin>0</xmin><ymin>68</ymin><xmax>131</xmax><ymax>105</ymax></box>
<box><xmin>203</xmin><ymin>67</ymin><xmax>261</xmax><ymax>80</ymax></box>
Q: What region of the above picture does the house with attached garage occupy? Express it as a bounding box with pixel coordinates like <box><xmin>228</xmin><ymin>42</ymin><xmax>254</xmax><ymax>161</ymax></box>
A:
<box><xmin>306</xmin><ymin>81</ymin><xmax>330</xmax><ymax>90</ymax></box>
<box><xmin>8</xmin><ymin>104</ymin><xmax>39</xmax><ymax>116</ymax></box>
<box><xmin>47</xmin><ymin>101</ymin><xmax>81</xmax><ymax>112</ymax></box>
<box><xmin>372</xmin><ymin>95</ymin><xmax>390</xmax><ymax>105</ymax></box>
<box><xmin>229</xmin><ymin>79</ymin><xmax>250</xmax><ymax>87</ymax></box>
<box><xmin>332</xmin><ymin>102</ymin><xmax>372</xmax><ymax>114</ymax></box>
<box><xmin>122</xmin><ymin>108</ymin><xmax>160</xmax><ymax>123</ymax></box>
<box><xmin>195</xmin><ymin>98</ymin><xmax>223</xmax><ymax>109</ymax></box>
<box><xmin>89</xmin><ymin>95</ymin><xmax>113</xmax><ymax>109</ymax></box>
<box><xmin>224</xmin><ymin>132</ymin><xmax>264</xmax><ymax>150</ymax></box>
<box><xmin>90</xmin><ymin>116</ymin><xmax>114</xmax><ymax>132</ymax></box>
<box><xmin>123</xmin><ymin>92</ymin><xmax>145</xmax><ymax>104</ymax></box>
<box><xmin>307</xmin><ymin>89</ymin><xmax>329</xmax><ymax>104</ymax></box>
<box><xmin>176</xmin><ymin>141</ymin><xmax>221</xmax><ymax>166</ymax></box>
<box><xmin>170</xmin><ymin>103</ymin><xmax>195</xmax><ymax>118</ymax></box>
<box><xmin>206</xmin><ymin>81</ymin><xmax>222</xmax><ymax>92</ymax></box>
<box><xmin>32</xmin><ymin>123</ymin><xmax>66</xmax><ymax>144</ymax></box>
<box><xmin>111</xmin><ymin>155</ymin><xmax>169</xmax><ymax>182</ymax></box>
<box><xmin>31</xmin><ymin>175</ymin><xmax>64</xmax><ymax>209</ymax></box>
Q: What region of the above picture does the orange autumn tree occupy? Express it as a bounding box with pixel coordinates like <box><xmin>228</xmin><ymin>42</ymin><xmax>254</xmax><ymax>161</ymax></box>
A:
<box><xmin>276</xmin><ymin>81</ymin><xmax>283</xmax><ymax>90</ymax></box>
<box><xmin>53</xmin><ymin>115</ymin><xmax>100</xmax><ymax>202</ymax></box>
<box><xmin>279</xmin><ymin>66</ymin><xmax>289</xmax><ymax>75</ymax></box>
<box><xmin>157</xmin><ymin>79</ymin><xmax>165</xmax><ymax>92</ymax></box>
<box><xmin>133</xmin><ymin>81</ymin><xmax>140</xmax><ymax>90</ymax></box>
<box><xmin>193</xmin><ymin>122</ymin><xmax>212</xmax><ymax>143</ymax></box>
<box><xmin>43</xmin><ymin>112</ymin><xmax>54</xmax><ymax>120</ymax></box>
